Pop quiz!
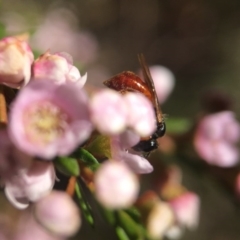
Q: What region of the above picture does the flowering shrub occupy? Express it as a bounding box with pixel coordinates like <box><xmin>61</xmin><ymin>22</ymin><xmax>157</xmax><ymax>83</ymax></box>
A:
<box><xmin>0</xmin><ymin>33</ymin><xmax>239</xmax><ymax>240</ymax></box>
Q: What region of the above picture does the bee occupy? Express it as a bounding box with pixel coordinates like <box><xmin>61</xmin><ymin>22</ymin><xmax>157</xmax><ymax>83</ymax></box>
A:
<box><xmin>103</xmin><ymin>54</ymin><xmax>166</xmax><ymax>156</ymax></box>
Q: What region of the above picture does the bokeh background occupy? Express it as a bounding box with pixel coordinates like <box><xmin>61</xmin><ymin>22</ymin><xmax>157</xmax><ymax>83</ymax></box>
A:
<box><xmin>1</xmin><ymin>0</ymin><xmax>240</xmax><ymax>239</ymax></box>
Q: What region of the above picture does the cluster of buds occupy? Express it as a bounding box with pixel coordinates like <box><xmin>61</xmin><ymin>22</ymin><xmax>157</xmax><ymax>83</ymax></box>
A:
<box><xmin>0</xmin><ymin>34</ymin><xmax>177</xmax><ymax>240</ymax></box>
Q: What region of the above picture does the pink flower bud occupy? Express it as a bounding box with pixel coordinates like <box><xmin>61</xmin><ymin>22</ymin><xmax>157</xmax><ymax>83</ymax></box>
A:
<box><xmin>146</xmin><ymin>201</ymin><xmax>175</xmax><ymax>239</ymax></box>
<box><xmin>139</xmin><ymin>65</ymin><xmax>175</xmax><ymax>103</ymax></box>
<box><xmin>124</xmin><ymin>92</ymin><xmax>156</xmax><ymax>137</ymax></box>
<box><xmin>9</xmin><ymin>80</ymin><xmax>93</xmax><ymax>159</ymax></box>
<box><xmin>15</xmin><ymin>210</ymin><xmax>64</xmax><ymax>240</ymax></box>
<box><xmin>194</xmin><ymin>111</ymin><xmax>240</xmax><ymax>167</ymax></box>
<box><xmin>169</xmin><ymin>192</ymin><xmax>200</xmax><ymax>229</ymax></box>
<box><xmin>94</xmin><ymin>161</ymin><xmax>139</xmax><ymax>209</ymax></box>
<box><xmin>89</xmin><ymin>89</ymin><xmax>128</xmax><ymax>135</ymax></box>
<box><xmin>33</xmin><ymin>51</ymin><xmax>87</xmax><ymax>87</ymax></box>
<box><xmin>0</xmin><ymin>36</ymin><xmax>34</xmax><ymax>88</ymax></box>
<box><xmin>4</xmin><ymin>161</ymin><xmax>55</xmax><ymax>209</ymax></box>
<box><xmin>34</xmin><ymin>191</ymin><xmax>81</xmax><ymax>237</ymax></box>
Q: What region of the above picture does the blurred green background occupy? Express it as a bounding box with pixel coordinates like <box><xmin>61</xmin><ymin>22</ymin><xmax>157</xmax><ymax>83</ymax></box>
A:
<box><xmin>1</xmin><ymin>0</ymin><xmax>240</xmax><ymax>239</ymax></box>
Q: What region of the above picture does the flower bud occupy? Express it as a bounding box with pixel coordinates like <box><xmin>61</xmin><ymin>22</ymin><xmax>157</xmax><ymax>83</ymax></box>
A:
<box><xmin>169</xmin><ymin>192</ymin><xmax>200</xmax><ymax>229</ymax></box>
<box><xmin>33</xmin><ymin>51</ymin><xmax>87</xmax><ymax>87</ymax></box>
<box><xmin>34</xmin><ymin>190</ymin><xmax>81</xmax><ymax>237</ymax></box>
<box><xmin>136</xmin><ymin>191</ymin><xmax>174</xmax><ymax>239</ymax></box>
<box><xmin>124</xmin><ymin>92</ymin><xmax>156</xmax><ymax>137</ymax></box>
<box><xmin>89</xmin><ymin>89</ymin><xmax>128</xmax><ymax>135</ymax></box>
<box><xmin>94</xmin><ymin>160</ymin><xmax>139</xmax><ymax>209</ymax></box>
<box><xmin>0</xmin><ymin>35</ymin><xmax>34</xmax><ymax>88</ymax></box>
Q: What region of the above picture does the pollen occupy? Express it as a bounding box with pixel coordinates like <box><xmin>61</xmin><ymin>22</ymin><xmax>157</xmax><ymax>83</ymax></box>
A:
<box><xmin>24</xmin><ymin>101</ymin><xmax>70</xmax><ymax>145</ymax></box>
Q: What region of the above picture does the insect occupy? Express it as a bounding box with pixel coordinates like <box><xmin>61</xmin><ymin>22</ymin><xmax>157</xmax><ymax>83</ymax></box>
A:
<box><xmin>103</xmin><ymin>54</ymin><xmax>166</xmax><ymax>156</ymax></box>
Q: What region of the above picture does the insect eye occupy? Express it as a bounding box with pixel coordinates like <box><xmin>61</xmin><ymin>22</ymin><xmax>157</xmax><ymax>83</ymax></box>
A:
<box><xmin>153</xmin><ymin>122</ymin><xmax>166</xmax><ymax>139</ymax></box>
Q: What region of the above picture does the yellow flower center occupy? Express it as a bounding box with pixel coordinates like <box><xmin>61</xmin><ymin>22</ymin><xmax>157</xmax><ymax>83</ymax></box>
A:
<box><xmin>24</xmin><ymin>101</ymin><xmax>70</xmax><ymax>145</ymax></box>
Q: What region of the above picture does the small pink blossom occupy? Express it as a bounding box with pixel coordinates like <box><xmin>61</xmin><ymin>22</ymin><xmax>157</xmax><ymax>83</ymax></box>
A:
<box><xmin>5</xmin><ymin>161</ymin><xmax>55</xmax><ymax>209</ymax></box>
<box><xmin>194</xmin><ymin>111</ymin><xmax>240</xmax><ymax>167</ymax></box>
<box><xmin>33</xmin><ymin>51</ymin><xmax>87</xmax><ymax>87</ymax></box>
<box><xmin>94</xmin><ymin>160</ymin><xmax>139</xmax><ymax>209</ymax></box>
<box><xmin>169</xmin><ymin>192</ymin><xmax>200</xmax><ymax>230</ymax></box>
<box><xmin>89</xmin><ymin>89</ymin><xmax>128</xmax><ymax>135</ymax></box>
<box><xmin>111</xmin><ymin>131</ymin><xmax>153</xmax><ymax>174</ymax></box>
<box><xmin>34</xmin><ymin>190</ymin><xmax>81</xmax><ymax>237</ymax></box>
<box><xmin>139</xmin><ymin>65</ymin><xmax>175</xmax><ymax>103</ymax></box>
<box><xmin>124</xmin><ymin>92</ymin><xmax>156</xmax><ymax>137</ymax></box>
<box><xmin>9</xmin><ymin>80</ymin><xmax>93</xmax><ymax>159</ymax></box>
<box><xmin>0</xmin><ymin>35</ymin><xmax>34</xmax><ymax>88</ymax></box>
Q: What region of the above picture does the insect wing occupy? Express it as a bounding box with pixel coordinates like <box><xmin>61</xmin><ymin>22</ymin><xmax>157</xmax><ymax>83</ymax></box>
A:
<box><xmin>138</xmin><ymin>54</ymin><xmax>163</xmax><ymax>123</ymax></box>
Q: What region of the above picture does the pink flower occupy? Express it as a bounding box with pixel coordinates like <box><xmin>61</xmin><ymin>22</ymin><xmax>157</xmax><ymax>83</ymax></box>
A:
<box><xmin>89</xmin><ymin>89</ymin><xmax>128</xmax><ymax>135</ymax></box>
<box><xmin>139</xmin><ymin>65</ymin><xmax>175</xmax><ymax>103</ymax></box>
<box><xmin>110</xmin><ymin>131</ymin><xmax>153</xmax><ymax>174</ymax></box>
<box><xmin>194</xmin><ymin>111</ymin><xmax>240</xmax><ymax>167</ymax></box>
<box><xmin>8</xmin><ymin>80</ymin><xmax>93</xmax><ymax>159</ymax></box>
<box><xmin>32</xmin><ymin>51</ymin><xmax>87</xmax><ymax>87</ymax></box>
<box><xmin>94</xmin><ymin>160</ymin><xmax>139</xmax><ymax>209</ymax></box>
<box><xmin>34</xmin><ymin>190</ymin><xmax>81</xmax><ymax>237</ymax></box>
<box><xmin>124</xmin><ymin>92</ymin><xmax>156</xmax><ymax>137</ymax></box>
<box><xmin>5</xmin><ymin>161</ymin><xmax>55</xmax><ymax>209</ymax></box>
<box><xmin>169</xmin><ymin>192</ymin><xmax>200</xmax><ymax>230</ymax></box>
<box><xmin>89</xmin><ymin>89</ymin><xmax>156</xmax><ymax>137</ymax></box>
<box><xmin>0</xmin><ymin>35</ymin><xmax>34</xmax><ymax>88</ymax></box>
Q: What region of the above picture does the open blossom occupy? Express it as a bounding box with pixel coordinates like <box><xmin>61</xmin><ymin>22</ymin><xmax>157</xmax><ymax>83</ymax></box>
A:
<box><xmin>0</xmin><ymin>35</ymin><xmax>34</xmax><ymax>88</ymax></box>
<box><xmin>194</xmin><ymin>111</ymin><xmax>240</xmax><ymax>167</ymax></box>
<box><xmin>34</xmin><ymin>191</ymin><xmax>81</xmax><ymax>237</ymax></box>
<box><xmin>5</xmin><ymin>161</ymin><xmax>55</xmax><ymax>209</ymax></box>
<box><xmin>94</xmin><ymin>160</ymin><xmax>139</xmax><ymax>209</ymax></box>
<box><xmin>9</xmin><ymin>80</ymin><xmax>93</xmax><ymax>159</ymax></box>
<box><xmin>110</xmin><ymin>130</ymin><xmax>153</xmax><ymax>174</ymax></box>
<box><xmin>32</xmin><ymin>51</ymin><xmax>87</xmax><ymax>87</ymax></box>
<box><xmin>89</xmin><ymin>89</ymin><xmax>156</xmax><ymax>137</ymax></box>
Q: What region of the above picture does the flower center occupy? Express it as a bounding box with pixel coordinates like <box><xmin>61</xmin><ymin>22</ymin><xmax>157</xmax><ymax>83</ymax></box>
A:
<box><xmin>24</xmin><ymin>101</ymin><xmax>70</xmax><ymax>145</ymax></box>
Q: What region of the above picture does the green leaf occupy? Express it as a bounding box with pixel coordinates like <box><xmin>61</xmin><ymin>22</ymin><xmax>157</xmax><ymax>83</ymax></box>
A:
<box><xmin>125</xmin><ymin>207</ymin><xmax>141</xmax><ymax>223</ymax></box>
<box><xmin>117</xmin><ymin>211</ymin><xmax>144</xmax><ymax>240</ymax></box>
<box><xmin>75</xmin><ymin>181</ymin><xmax>94</xmax><ymax>227</ymax></box>
<box><xmin>85</xmin><ymin>135</ymin><xmax>111</xmax><ymax>159</ymax></box>
<box><xmin>54</xmin><ymin>156</ymin><xmax>80</xmax><ymax>176</ymax></box>
<box><xmin>166</xmin><ymin>117</ymin><xmax>192</xmax><ymax>134</ymax></box>
<box><xmin>73</xmin><ymin>148</ymin><xmax>100</xmax><ymax>171</ymax></box>
<box><xmin>102</xmin><ymin>208</ymin><xmax>116</xmax><ymax>225</ymax></box>
<box><xmin>116</xmin><ymin>227</ymin><xmax>130</xmax><ymax>240</ymax></box>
